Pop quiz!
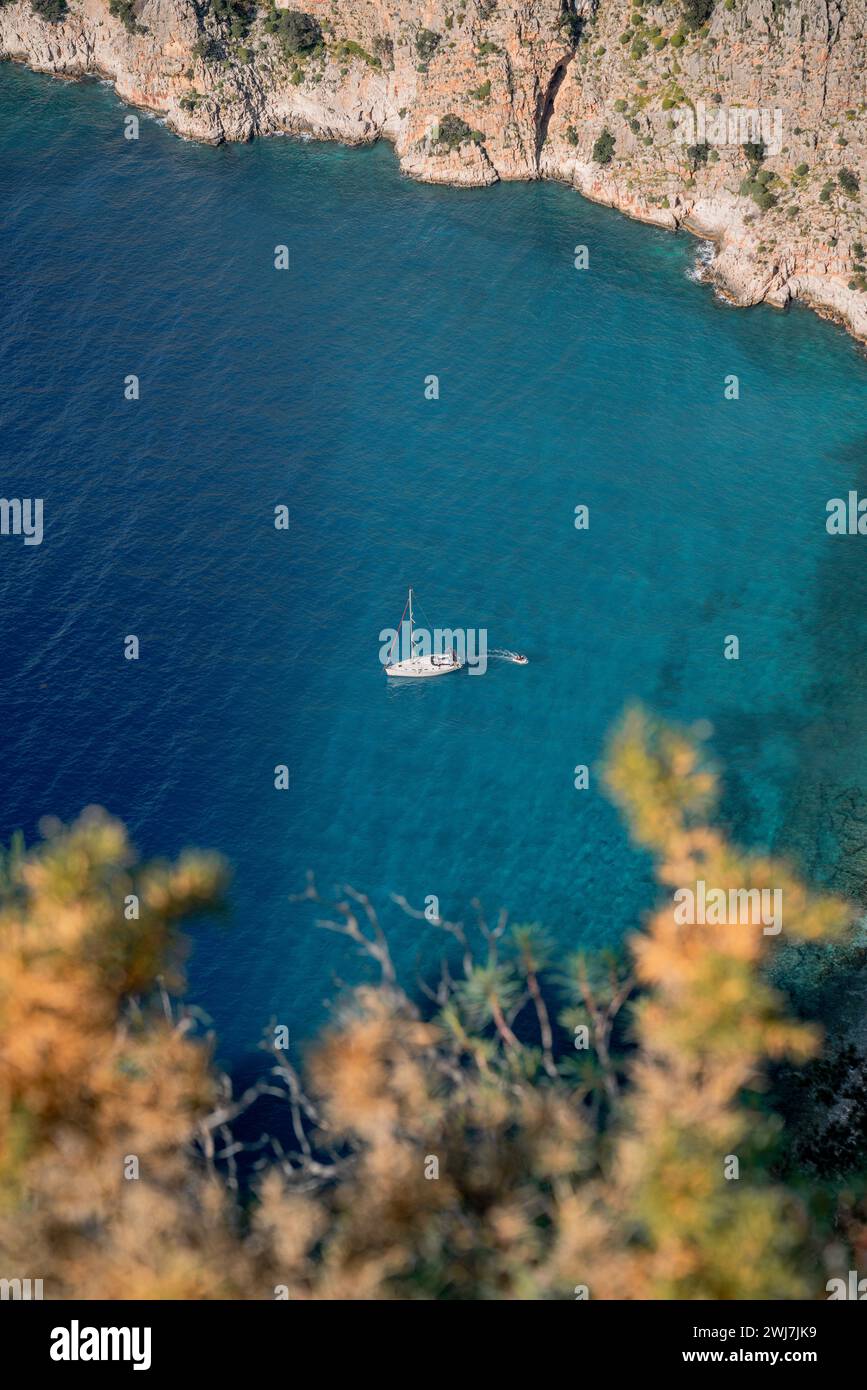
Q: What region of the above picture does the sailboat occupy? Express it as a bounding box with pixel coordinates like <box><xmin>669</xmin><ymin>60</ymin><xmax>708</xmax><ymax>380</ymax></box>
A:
<box><xmin>384</xmin><ymin>588</ymin><xmax>463</xmax><ymax>678</ymax></box>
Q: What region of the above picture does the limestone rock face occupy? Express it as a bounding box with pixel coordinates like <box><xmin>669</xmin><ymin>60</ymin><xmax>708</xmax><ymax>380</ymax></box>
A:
<box><xmin>2</xmin><ymin>0</ymin><xmax>867</xmax><ymax>340</ymax></box>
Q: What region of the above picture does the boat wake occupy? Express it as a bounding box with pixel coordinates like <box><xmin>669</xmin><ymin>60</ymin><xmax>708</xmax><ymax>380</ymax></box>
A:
<box><xmin>489</xmin><ymin>649</ymin><xmax>529</xmax><ymax>664</ymax></box>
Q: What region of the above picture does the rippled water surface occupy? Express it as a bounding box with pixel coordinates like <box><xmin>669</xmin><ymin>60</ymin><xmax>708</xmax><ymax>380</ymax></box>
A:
<box><xmin>2</xmin><ymin>64</ymin><xmax>867</xmax><ymax>1060</ymax></box>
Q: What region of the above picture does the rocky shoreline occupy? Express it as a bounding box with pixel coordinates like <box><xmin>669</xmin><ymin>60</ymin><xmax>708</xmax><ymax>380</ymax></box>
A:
<box><xmin>3</xmin><ymin>0</ymin><xmax>867</xmax><ymax>344</ymax></box>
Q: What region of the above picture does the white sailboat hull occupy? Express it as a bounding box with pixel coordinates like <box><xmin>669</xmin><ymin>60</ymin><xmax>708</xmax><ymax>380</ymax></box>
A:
<box><xmin>385</xmin><ymin>653</ymin><xmax>462</xmax><ymax>679</ymax></box>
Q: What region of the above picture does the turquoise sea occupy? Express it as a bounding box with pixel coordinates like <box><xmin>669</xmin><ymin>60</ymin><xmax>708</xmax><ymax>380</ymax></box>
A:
<box><xmin>2</xmin><ymin>63</ymin><xmax>867</xmax><ymax>1063</ymax></box>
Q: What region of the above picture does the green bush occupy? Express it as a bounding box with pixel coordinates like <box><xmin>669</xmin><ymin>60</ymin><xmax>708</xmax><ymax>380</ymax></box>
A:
<box><xmin>794</xmin><ymin>162</ymin><xmax>809</xmax><ymax>177</ymax></box>
<box><xmin>682</xmin><ymin>0</ymin><xmax>714</xmax><ymax>28</ymax></box>
<box><xmin>109</xmin><ymin>0</ymin><xmax>140</xmax><ymax>33</ymax></box>
<box><xmin>192</xmin><ymin>36</ymin><xmax>222</xmax><ymax>61</ymax></box>
<box><xmin>592</xmin><ymin>128</ymin><xmax>616</xmax><ymax>165</ymax></box>
<box><xmin>416</xmin><ymin>28</ymin><xmax>441</xmax><ymax>62</ymax></box>
<box><xmin>558</xmin><ymin>5</ymin><xmax>583</xmax><ymax>43</ymax></box>
<box><xmin>373</xmin><ymin>35</ymin><xmax>394</xmax><ymax>68</ymax></box>
<box><xmin>334</xmin><ymin>39</ymin><xmax>380</xmax><ymax>67</ymax></box>
<box><xmin>751</xmin><ymin>183</ymin><xmax>776</xmax><ymax>210</ymax></box>
<box><xmin>211</xmin><ymin>0</ymin><xmax>254</xmax><ymax>40</ymax></box>
<box><xmin>264</xmin><ymin>8</ymin><xmax>322</xmax><ymax>56</ymax></box>
<box><xmin>739</xmin><ymin>176</ymin><xmax>776</xmax><ymax>209</ymax></box>
<box><xmin>435</xmin><ymin>114</ymin><xmax>482</xmax><ymax>150</ymax></box>
<box><xmin>30</xmin><ymin>0</ymin><xmax>68</xmax><ymax>21</ymax></box>
<box><xmin>687</xmin><ymin>141</ymin><xmax>710</xmax><ymax>168</ymax></box>
<box><xmin>838</xmin><ymin>167</ymin><xmax>860</xmax><ymax>195</ymax></box>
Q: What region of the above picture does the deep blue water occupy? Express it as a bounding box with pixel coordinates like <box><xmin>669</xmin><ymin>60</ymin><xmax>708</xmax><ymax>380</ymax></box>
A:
<box><xmin>3</xmin><ymin>63</ymin><xmax>867</xmax><ymax>1063</ymax></box>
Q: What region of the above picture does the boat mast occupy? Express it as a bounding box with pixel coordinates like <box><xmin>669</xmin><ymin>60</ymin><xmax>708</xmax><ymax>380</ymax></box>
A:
<box><xmin>408</xmin><ymin>587</ymin><xmax>414</xmax><ymax>646</ymax></box>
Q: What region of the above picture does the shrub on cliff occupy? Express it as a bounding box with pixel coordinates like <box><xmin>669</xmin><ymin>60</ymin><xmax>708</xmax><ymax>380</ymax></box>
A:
<box><xmin>193</xmin><ymin>36</ymin><xmax>223</xmax><ymax>62</ymax></box>
<box><xmin>264</xmin><ymin>7</ymin><xmax>322</xmax><ymax>58</ymax></box>
<box><xmin>755</xmin><ymin>189</ymin><xmax>777</xmax><ymax>211</ymax></box>
<box><xmin>334</xmin><ymin>39</ymin><xmax>380</xmax><ymax>68</ymax></box>
<box><xmin>108</xmin><ymin>0</ymin><xmax>142</xmax><ymax>34</ymax></box>
<box><xmin>434</xmin><ymin>114</ymin><xmax>483</xmax><ymax>151</ymax></box>
<box><xmin>743</xmin><ymin>139</ymin><xmax>766</xmax><ymax>166</ymax></box>
<box><xmin>687</xmin><ymin>141</ymin><xmax>710</xmax><ymax>169</ymax></box>
<box><xmin>592</xmin><ymin>128</ymin><xmax>616</xmax><ymax>165</ymax></box>
<box><xmin>373</xmin><ymin>35</ymin><xmax>394</xmax><ymax>70</ymax></box>
<box><xmin>557</xmin><ymin>1</ymin><xmax>584</xmax><ymax>45</ymax></box>
<box><xmin>30</xmin><ymin>0</ymin><xmax>67</xmax><ymax>22</ymax></box>
<box><xmin>415</xmin><ymin>28</ymin><xmax>441</xmax><ymax>63</ymax></box>
<box><xmin>210</xmin><ymin>0</ymin><xmax>254</xmax><ymax>41</ymax></box>
<box><xmin>838</xmin><ymin>168</ymin><xmax>860</xmax><ymax>196</ymax></box>
<box><xmin>740</xmin><ymin>177</ymin><xmax>777</xmax><ymax>211</ymax></box>
<box><xmin>681</xmin><ymin>0</ymin><xmax>714</xmax><ymax>29</ymax></box>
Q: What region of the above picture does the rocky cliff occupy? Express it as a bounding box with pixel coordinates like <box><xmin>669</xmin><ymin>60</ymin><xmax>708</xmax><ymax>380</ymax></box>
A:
<box><xmin>2</xmin><ymin>0</ymin><xmax>866</xmax><ymax>341</ymax></box>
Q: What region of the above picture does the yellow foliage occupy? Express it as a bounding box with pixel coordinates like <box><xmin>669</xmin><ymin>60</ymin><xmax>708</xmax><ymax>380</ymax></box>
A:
<box><xmin>0</xmin><ymin>711</ymin><xmax>858</xmax><ymax>1299</ymax></box>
